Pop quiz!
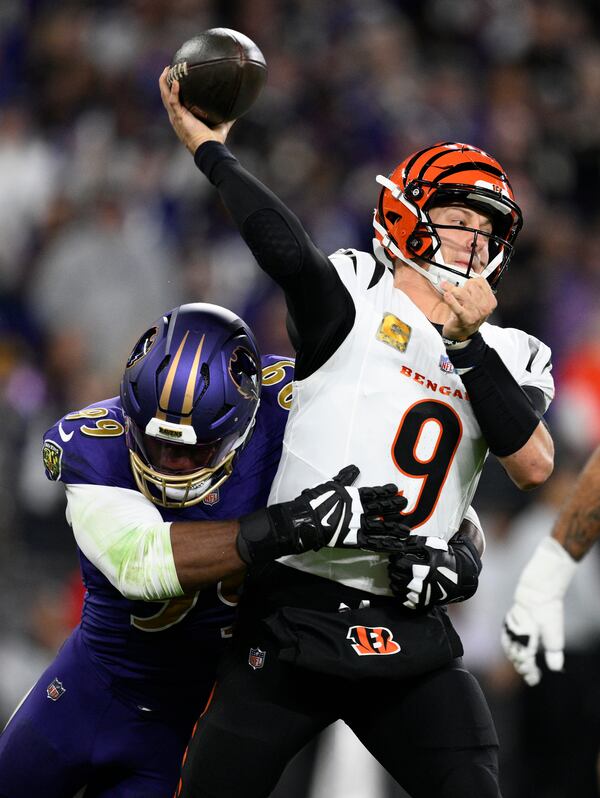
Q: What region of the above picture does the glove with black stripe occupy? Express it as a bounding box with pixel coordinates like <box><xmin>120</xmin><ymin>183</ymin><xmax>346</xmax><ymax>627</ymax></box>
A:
<box><xmin>386</xmin><ymin>531</ymin><xmax>482</xmax><ymax>610</ymax></box>
<box><xmin>236</xmin><ymin>464</ymin><xmax>409</xmax><ymax>567</ymax></box>
<box><xmin>501</xmin><ymin>537</ymin><xmax>577</xmax><ymax>686</ymax></box>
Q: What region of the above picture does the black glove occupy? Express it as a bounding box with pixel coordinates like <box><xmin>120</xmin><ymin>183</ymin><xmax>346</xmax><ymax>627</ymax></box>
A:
<box><xmin>237</xmin><ymin>464</ymin><xmax>409</xmax><ymax>567</ymax></box>
<box><xmin>387</xmin><ymin>531</ymin><xmax>482</xmax><ymax>610</ymax></box>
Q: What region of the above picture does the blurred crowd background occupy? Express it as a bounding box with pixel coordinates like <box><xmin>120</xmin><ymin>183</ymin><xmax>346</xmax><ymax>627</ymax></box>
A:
<box><xmin>1</xmin><ymin>0</ymin><xmax>600</xmax><ymax>796</ymax></box>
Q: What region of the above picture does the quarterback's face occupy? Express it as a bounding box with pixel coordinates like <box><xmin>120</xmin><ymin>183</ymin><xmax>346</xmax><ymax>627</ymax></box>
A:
<box><xmin>428</xmin><ymin>204</ymin><xmax>493</xmax><ymax>275</ymax></box>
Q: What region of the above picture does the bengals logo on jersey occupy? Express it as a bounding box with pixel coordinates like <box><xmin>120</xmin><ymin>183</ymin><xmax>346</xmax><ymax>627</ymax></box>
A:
<box><xmin>347</xmin><ymin>625</ymin><xmax>401</xmax><ymax>656</ymax></box>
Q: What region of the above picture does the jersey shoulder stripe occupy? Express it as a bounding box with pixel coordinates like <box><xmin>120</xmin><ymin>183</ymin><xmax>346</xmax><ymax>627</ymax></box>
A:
<box><xmin>329</xmin><ymin>248</ymin><xmax>392</xmax><ymax>299</ymax></box>
<box><xmin>480</xmin><ymin>323</ymin><xmax>554</xmax><ymax>409</ymax></box>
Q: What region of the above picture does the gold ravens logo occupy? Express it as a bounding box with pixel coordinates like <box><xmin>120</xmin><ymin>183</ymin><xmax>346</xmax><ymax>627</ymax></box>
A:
<box><xmin>42</xmin><ymin>440</ymin><xmax>63</xmax><ymax>481</ymax></box>
<box><xmin>125</xmin><ymin>326</ymin><xmax>158</xmax><ymax>369</ymax></box>
<box><xmin>229</xmin><ymin>346</ymin><xmax>260</xmax><ymax>400</ymax></box>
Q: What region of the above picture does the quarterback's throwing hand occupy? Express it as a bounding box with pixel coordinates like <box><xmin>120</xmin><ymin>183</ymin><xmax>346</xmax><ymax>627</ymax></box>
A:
<box><xmin>236</xmin><ymin>465</ymin><xmax>408</xmax><ymax>566</ymax></box>
<box><xmin>158</xmin><ymin>67</ymin><xmax>234</xmax><ymax>155</ymax></box>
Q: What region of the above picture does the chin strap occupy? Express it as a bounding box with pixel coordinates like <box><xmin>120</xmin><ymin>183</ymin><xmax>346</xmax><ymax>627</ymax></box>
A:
<box><xmin>373</xmin><ymin>173</ymin><xmax>504</xmax><ymax>292</ymax></box>
<box><xmin>406</xmin><ymin>256</ymin><xmax>461</xmax><ymax>292</ymax></box>
<box><xmin>372</xmin><ymin>212</ymin><xmax>464</xmax><ymax>294</ymax></box>
<box><xmin>374</xmin><ymin>174</ymin><xmax>463</xmax><ymax>293</ymax></box>
<box><xmin>372</xmin><ymin>226</ymin><xmax>462</xmax><ymax>294</ymax></box>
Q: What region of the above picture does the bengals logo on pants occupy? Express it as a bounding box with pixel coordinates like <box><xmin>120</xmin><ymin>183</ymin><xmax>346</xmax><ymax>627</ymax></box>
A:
<box><xmin>347</xmin><ymin>625</ymin><xmax>401</xmax><ymax>656</ymax></box>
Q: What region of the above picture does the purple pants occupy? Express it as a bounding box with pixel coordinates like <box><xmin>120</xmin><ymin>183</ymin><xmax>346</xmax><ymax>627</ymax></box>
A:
<box><xmin>0</xmin><ymin>630</ymin><xmax>207</xmax><ymax>798</ymax></box>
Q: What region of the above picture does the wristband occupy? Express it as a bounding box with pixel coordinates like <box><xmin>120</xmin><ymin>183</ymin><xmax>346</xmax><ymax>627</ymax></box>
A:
<box><xmin>442</xmin><ymin>337</ymin><xmax>471</xmax><ymax>350</ymax></box>
<box><xmin>445</xmin><ymin>332</ymin><xmax>487</xmax><ymax>375</ymax></box>
<box><xmin>236</xmin><ymin>508</ymin><xmax>284</xmax><ymax>566</ymax></box>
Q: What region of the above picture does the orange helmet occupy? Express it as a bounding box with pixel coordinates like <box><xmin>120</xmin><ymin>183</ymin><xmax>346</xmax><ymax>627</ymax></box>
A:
<box><xmin>372</xmin><ymin>142</ymin><xmax>523</xmax><ymax>291</ymax></box>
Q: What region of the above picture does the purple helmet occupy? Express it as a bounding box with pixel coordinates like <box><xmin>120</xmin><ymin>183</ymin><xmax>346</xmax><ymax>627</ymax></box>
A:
<box><xmin>120</xmin><ymin>302</ymin><xmax>261</xmax><ymax>508</ymax></box>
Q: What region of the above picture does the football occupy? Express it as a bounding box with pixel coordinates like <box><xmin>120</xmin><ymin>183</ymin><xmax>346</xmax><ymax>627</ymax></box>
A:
<box><xmin>167</xmin><ymin>28</ymin><xmax>267</xmax><ymax>127</ymax></box>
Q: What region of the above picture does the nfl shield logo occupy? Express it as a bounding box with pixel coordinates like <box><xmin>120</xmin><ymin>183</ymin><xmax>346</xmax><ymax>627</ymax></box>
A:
<box><xmin>203</xmin><ymin>489</ymin><xmax>220</xmax><ymax>506</ymax></box>
<box><xmin>248</xmin><ymin>647</ymin><xmax>266</xmax><ymax>670</ymax></box>
<box><xmin>46</xmin><ymin>677</ymin><xmax>66</xmax><ymax>701</ymax></box>
<box><xmin>439</xmin><ymin>354</ymin><xmax>454</xmax><ymax>373</ymax></box>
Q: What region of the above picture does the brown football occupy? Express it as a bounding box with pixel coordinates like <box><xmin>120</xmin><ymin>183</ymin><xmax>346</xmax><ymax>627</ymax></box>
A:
<box><xmin>167</xmin><ymin>28</ymin><xmax>267</xmax><ymax>127</ymax></box>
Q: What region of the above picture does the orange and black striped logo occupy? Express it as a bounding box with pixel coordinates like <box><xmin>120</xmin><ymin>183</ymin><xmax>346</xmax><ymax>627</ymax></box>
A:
<box><xmin>346</xmin><ymin>625</ymin><xmax>401</xmax><ymax>656</ymax></box>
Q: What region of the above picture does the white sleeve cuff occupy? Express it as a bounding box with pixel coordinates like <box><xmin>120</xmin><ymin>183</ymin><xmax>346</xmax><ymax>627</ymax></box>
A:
<box><xmin>66</xmin><ymin>483</ymin><xmax>183</xmax><ymax>601</ymax></box>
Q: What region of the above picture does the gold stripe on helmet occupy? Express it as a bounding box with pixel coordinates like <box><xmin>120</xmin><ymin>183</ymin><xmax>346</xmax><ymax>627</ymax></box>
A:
<box><xmin>156</xmin><ymin>331</ymin><xmax>189</xmax><ymax>420</ymax></box>
<box><xmin>180</xmin><ymin>335</ymin><xmax>205</xmax><ymax>424</ymax></box>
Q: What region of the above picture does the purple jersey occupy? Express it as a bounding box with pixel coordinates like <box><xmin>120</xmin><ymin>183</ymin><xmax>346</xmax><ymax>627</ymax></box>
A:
<box><xmin>40</xmin><ymin>354</ymin><xmax>293</xmax><ymax>710</ymax></box>
<box><xmin>0</xmin><ymin>355</ymin><xmax>293</xmax><ymax>798</ymax></box>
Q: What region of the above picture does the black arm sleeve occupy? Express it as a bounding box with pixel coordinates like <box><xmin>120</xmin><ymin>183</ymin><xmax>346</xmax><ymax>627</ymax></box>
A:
<box><xmin>446</xmin><ymin>333</ymin><xmax>543</xmax><ymax>457</ymax></box>
<box><xmin>194</xmin><ymin>141</ymin><xmax>355</xmax><ymax>378</ymax></box>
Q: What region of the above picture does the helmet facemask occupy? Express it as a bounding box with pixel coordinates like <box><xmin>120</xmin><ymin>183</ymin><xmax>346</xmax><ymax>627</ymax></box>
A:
<box><xmin>372</xmin><ymin>143</ymin><xmax>523</xmax><ymax>293</ymax></box>
<box><xmin>126</xmin><ymin>414</ymin><xmax>257</xmax><ymax>509</ymax></box>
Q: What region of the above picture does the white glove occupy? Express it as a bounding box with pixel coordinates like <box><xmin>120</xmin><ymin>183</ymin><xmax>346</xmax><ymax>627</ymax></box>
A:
<box><xmin>501</xmin><ymin>537</ymin><xmax>577</xmax><ymax>686</ymax></box>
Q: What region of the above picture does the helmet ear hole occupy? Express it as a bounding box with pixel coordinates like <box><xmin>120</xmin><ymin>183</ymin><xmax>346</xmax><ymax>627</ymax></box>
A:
<box><xmin>406</xmin><ymin>182</ymin><xmax>423</xmax><ymax>199</ymax></box>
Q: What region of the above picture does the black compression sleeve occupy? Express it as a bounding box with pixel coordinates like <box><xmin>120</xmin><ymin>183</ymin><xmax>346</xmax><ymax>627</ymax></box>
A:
<box><xmin>195</xmin><ymin>142</ymin><xmax>335</xmax><ymax>288</ymax></box>
<box><xmin>446</xmin><ymin>333</ymin><xmax>542</xmax><ymax>457</ymax></box>
<box><xmin>194</xmin><ymin>142</ymin><xmax>355</xmax><ymax>378</ymax></box>
<box><xmin>195</xmin><ymin>142</ymin><xmax>318</xmax><ymax>279</ymax></box>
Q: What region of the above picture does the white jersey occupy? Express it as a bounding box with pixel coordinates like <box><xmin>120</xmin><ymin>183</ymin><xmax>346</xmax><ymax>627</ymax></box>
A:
<box><xmin>269</xmin><ymin>249</ymin><xmax>554</xmax><ymax>595</ymax></box>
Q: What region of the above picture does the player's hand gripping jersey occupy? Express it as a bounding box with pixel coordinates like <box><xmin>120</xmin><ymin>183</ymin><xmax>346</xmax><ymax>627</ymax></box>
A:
<box><xmin>271</xmin><ymin>250</ymin><xmax>553</xmax><ymax>592</ymax></box>
<box><xmin>41</xmin><ymin>355</ymin><xmax>293</xmax><ymax>710</ymax></box>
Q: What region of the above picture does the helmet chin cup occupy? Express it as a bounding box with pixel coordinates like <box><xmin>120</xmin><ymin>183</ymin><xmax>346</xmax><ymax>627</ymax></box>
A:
<box><xmin>165</xmin><ymin>477</ymin><xmax>214</xmax><ymax>502</ymax></box>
